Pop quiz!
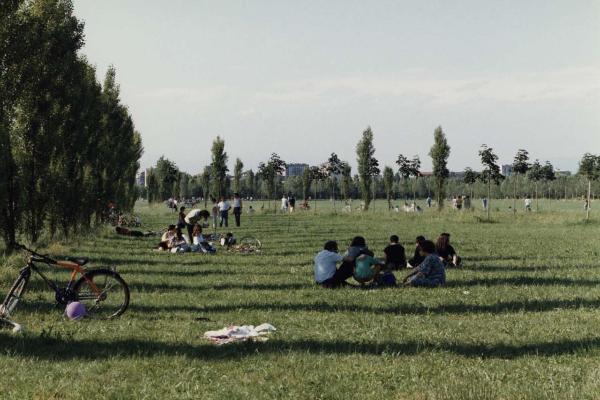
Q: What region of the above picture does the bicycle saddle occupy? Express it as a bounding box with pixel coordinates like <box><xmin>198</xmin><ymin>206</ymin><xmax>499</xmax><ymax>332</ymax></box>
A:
<box><xmin>63</xmin><ymin>256</ymin><xmax>89</xmax><ymax>266</ymax></box>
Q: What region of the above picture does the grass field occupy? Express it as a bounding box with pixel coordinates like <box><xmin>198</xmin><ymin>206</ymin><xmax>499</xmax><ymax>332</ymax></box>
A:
<box><xmin>1</xmin><ymin>199</ymin><xmax>600</xmax><ymax>399</ymax></box>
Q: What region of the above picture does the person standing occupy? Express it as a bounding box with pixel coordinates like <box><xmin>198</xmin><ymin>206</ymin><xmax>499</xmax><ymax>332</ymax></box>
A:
<box><xmin>426</xmin><ymin>196</ymin><xmax>432</xmax><ymax>208</ymax></box>
<box><xmin>218</xmin><ymin>196</ymin><xmax>231</xmax><ymax>227</ymax></box>
<box><xmin>233</xmin><ymin>193</ymin><xmax>243</xmax><ymax>227</ymax></box>
<box><xmin>482</xmin><ymin>197</ymin><xmax>488</xmax><ymax>210</ymax></box>
<box><xmin>525</xmin><ymin>196</ymin><xmax>532</xmax><ymax>212</ymax></box>
<box><xmin>211</xmin><ymin>198</ymin><xmax>219</xmax><ymax>229</ymax></box>
<box><xmin>288</xmin><ymin>193</ymin><xmax>296</xmax><ymax>213</ymax></box>
<box><xmin>281</xmin><ymin>194</ymin><xmax>288</xmax><ymax>212</ymax></box>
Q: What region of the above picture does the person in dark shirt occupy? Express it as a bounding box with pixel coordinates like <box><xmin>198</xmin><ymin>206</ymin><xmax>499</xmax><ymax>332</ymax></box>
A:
<box><xmin>383</xmin><ymin>235</ymin><xmax>406</xmax><ymax>270</ymax></box>
<box><xmin>408</xmin><ymin>235</ymin><xmax>426</xmax><ymax>268</ymax></box>
<box><xmin>436</xmin><ymin>233</ymin><xmax>461</xmax><ymax>267</ymax></box>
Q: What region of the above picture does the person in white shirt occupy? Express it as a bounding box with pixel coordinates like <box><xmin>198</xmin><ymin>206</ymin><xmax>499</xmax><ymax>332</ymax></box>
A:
<box><xmin>218</xmin><ymin>196</ymin><xmax>231</xmax><ymax>227</ymax></box>
<box><xmin>184</xmin><ymin>209</ymin><xmax>210</xmax><ymax>238</ymax></box>
<box><xmin>524</xmin><ymin>197</ymin><xmax>532</xmax><ymax>212</ymax></box>
<box><xmin>281</xmin><ymin>195</ymin><xmax>288</xmax><ymax>212</ymax></box>
<box><xmin>314</xmin><ymin>240</ymin><xmax>355</xmax><ymax>288</ymax></box>
<box><xmin>232</xmin><ymin>193</ymin><xmax>243</xmax><ymax>227</ymax></box>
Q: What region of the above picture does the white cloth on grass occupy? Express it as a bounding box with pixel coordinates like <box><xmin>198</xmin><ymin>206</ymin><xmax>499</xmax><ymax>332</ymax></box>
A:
<box><xmin>204</xmin><ymin>323</ymin><xmax>277</xmax><ymax>345</ymax></box>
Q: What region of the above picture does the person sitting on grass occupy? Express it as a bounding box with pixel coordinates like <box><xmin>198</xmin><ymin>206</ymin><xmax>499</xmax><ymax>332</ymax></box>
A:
<box><xmin>156</xmin><ymin>225</ymin><xmax>177</xmax><ymax>250</ymax></box>
<box><xmin>353</xmin><ymin>253</ymin><xmax>385</xmax><ymax>285</ymax></box>
<box><xmin>190</xmin><ymin>224</ymin><xmax>215</xmax><ymax>253</ymax></box>
<box><xmin>345</xmin><ymin>236</ymin><xmax>374</xmax><ymax>259</ymax></box>
<box><xmin>403</xmin><ymin>240</ymin><xmax>446</xmax><ymax>287</ymax></box>
<box><xmin>436</xmin><ymin>233</ymin><xmax>461</xmax><ymax>267</ymax></box>
<box><xmin>170</xmin><ymin>228</ymin><xmax>189</xmax><ymax>253</ymax></box>
<box><xmin>314</xmin><ymin>240</ymin><xmax>356</xmax><ymax>288</ymax></box>
<box><xmin>115</xmin><ymin>226</ymin><xmax>154</xmax><ymax>237</ymax></box>
<box><xmin>383</xmin><ymin>235</ymin><xmax>406</xmax><ymax>270</ymax></box>
<box><xmin>407</xmin><ymin>236</ymin><xmax>426</xmax><ymax>268</ymax></box>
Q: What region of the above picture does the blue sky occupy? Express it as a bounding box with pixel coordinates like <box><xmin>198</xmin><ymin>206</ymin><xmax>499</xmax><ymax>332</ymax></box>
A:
<box><xmin>73</xmin><ymin>0</ymin><xmax>600</xmax><ymax>174</ymax></box>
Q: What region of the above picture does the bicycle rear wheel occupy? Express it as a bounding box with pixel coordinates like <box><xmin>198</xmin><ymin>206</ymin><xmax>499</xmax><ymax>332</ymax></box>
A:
<box><xmin>238</xmin><ymin>236</ymin><xmax>262</xmax><ymax>253</ymax></box>
<box><xmin>73</xmin><ymin>269</ymin><xmax>129</xmax><ymax>319</ymax></box>
<box><xmin>1</xmin><ymin>274</ymin><xmax>29</xmax><ymax>318</ymax></box>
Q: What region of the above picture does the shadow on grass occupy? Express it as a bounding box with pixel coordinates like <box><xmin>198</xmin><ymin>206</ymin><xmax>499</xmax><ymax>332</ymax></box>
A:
<box><xmin>124</xmin><ymin>297</ymin><xmax>600</xmax><ymax>316</ymax></box>
<box><xmin>1</xmin><ymin>333</ymin><xmax>599</xmax><ymax>360</ymax></box>
<box><xmin>445</xmin><ymin>277</ymin><xmax>600</xmax><ymax>287</ymax></box>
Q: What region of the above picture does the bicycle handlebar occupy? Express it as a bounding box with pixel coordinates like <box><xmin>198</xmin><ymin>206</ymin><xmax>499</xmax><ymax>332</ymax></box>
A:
<box><xmin>14</xmin><ymin>242</ymin><xmax>57</xmax><ymax>264</ymax></box>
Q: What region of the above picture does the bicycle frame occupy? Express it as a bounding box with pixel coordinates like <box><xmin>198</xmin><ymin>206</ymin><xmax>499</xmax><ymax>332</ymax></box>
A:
<box><xmin>22</xmin><ymin>256</ymin><xmax>103</xmax><ymax>303</ymax></box>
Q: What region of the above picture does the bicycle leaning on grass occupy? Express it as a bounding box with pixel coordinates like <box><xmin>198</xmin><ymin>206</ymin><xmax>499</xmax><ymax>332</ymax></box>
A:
<box><xmin>0</xmin><ymin>243</ymin><xmax>130</xmax><ymax>324</ymax></box>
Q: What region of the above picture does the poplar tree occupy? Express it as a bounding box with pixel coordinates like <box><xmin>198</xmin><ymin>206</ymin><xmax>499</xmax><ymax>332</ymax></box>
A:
<box><xmin>578</xmin><ymin>153</ymin><xmax>600</xmax><ymax>221</ymax></box>
<box><xmin>210</xmin><ymin>136</ymin><xmax>228</xmax><ymax>198</ymax></box>
<box><xmin>478</xmin><ymin>144</ymin><xmax>504</xmax><ymax>220</ymax></box>
<box><xmin>356</xmin><ymin>127</ymin><xmax>376</xmax><ymax>210</ymax></box>
<box><xmin>233</xmin><ymin>158</ymin><xmax>244</xmax><ymax>194</ymax></box>
<box><xmin>383</xmin><ymin>166</ymin><xmax>394</xmax><ymax>210</ymax></box>
<box><xmin>429</xmin><ymin>126</ymin><xmax>451</xmax><ymax>210</ymax></box>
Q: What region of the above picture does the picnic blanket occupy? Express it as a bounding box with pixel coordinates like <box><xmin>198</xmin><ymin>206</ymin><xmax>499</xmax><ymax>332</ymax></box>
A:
<box><xmin>203</xmin><ymin>323</ymin><xmax>276</xmax><ymax>345</ymax></box>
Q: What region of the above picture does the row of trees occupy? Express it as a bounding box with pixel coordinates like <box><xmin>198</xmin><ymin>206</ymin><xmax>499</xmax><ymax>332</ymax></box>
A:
<box><xmin>144</xmin><ymin>126</ymin><xmax>598</xmax><ymax>220</ymax></box>
<box><xmin>0</xmin><ymin>0</ymin><xmax>142</xmax><ymax>248</ymax></box>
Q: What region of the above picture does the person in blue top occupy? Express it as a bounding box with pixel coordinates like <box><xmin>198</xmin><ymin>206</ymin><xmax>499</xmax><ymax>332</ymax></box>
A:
<box><xmin>403</xmin><ymin>240</ymin><xmax>446</xmax><ymax>287</ymax></box>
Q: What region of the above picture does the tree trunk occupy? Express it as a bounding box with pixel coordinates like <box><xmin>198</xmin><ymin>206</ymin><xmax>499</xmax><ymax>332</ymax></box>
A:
<box><xmin>513</xmin><ymin>174</ymin><xmax>517</xmax><ymax>214</ymax></box>
<box><xmin>487</xmin><ymin>181</ymin><xmax>491</xmax><ymax>221</ymax></box>
<box><xmin>314</xmin><ymin>181</ymin><xmax>318</xmax><ymax>213</ymax></box>
<box><xmin>586</xmin><ymin>179</ymin><xmax>591</xmax><ymax>221</ymax></box>
<box><xmin>535</xmin><ymin>182</ymin><xmax>539</xmax><ymax>212</ymax></box>
<box><xmin>331</xmin><ymin>180</ymin><xmax>336</xmax><ymax>213</ymax></box>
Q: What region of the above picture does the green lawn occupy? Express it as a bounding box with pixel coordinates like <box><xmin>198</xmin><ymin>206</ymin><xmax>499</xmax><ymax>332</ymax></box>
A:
<box><xmin>1</xmin><ymin>200</ymin><xmax>600</xmax><ymax>399</ymax></box>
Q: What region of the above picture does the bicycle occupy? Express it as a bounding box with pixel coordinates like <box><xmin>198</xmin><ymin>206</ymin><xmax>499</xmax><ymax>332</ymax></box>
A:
<box><xmin>0</xmin><ymin>243</ymin><xmax>130</xmax><ymax>322</ymax></box>
<box><xmin>228</xmin><ymin>236</ymin><xmax>262</xmax><ymax>254</ymax></box>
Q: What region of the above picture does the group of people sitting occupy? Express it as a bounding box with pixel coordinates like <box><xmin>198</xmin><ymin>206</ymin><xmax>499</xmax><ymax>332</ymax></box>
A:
<box><xmin>313</xmin><ymin>233</ymin><xmax>461</xmax><ymax>288</ymax></box>
<box><xmin>156</xmin><ymin>224</ymin><xmax>219</xmax><ymax>253</ymax></box>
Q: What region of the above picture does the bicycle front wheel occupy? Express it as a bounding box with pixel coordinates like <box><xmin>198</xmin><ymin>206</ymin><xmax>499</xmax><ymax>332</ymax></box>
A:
<box><xmin>73</xmin><ymin>269</ymin><xmax>129</xmax><ymax>319</ymax></box>
<box><xmin>1</xmin><ymin>274</ymin><xmax>29</xmax><ymax>318</ymax></box>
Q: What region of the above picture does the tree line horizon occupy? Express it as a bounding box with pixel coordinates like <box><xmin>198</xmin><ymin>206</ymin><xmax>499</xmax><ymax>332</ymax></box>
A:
<box><xmin>144</xmin><ymin>127</ymin><xmax>600</xmax><ymax>219</ymax></box>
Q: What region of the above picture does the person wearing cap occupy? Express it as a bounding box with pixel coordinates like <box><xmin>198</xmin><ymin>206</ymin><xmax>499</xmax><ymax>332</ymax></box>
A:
<box><xmin>314</xmin><ymin>240</ymin><xmax>355</xmax><ymax>288</ymax></box>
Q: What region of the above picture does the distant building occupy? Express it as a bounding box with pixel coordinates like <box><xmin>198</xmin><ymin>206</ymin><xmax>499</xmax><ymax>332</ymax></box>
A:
<box><xmin>136</xmin><ymin>170</ymin><xmax>146</xmax><ymax>187</ymax></box>
<box><xmin>555</xmin><ymin>170</ymin><xmax>572</xmax><ymax>177</ymax></box>
<box><xmin>286</xmin><ymin>163</ymin><xmax>309</xmax><ymax>177</ymax></box>
<box><xmin>502</xmin><ymin>164</ymin><xmax>513</xmax><ymax>176</ymax></box>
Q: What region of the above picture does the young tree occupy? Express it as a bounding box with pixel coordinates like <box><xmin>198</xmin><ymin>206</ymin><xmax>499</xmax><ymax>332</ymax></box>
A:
<box><xmin>478</xmin><ymin>144</ymin><xmax>504</xmax><ymax>220</ymax></box>
<box><xmin>340</xmin><ymin>162</ymin><xmax>352</xmax><ymax>200</ymax></box>
<box><xmin>383</xmin><ymin>166</ymin><xmax>394</xmax><ymax>210</ymax></box>
<box><xmin>200</xmin><ymin>166</ymin><xmax>211</xmax><ymax>207</ymax></box>
<box><xmin>356</xmin><ymin>127</ymin><xmax>376</xmax><ymax>210</ymax></box>
<box><xmin>578</xmin><ymin>153</ymin><xmax>600</xmax><ymax>220</ymax></box>
<box><xmin>258</xmin><ymin>153</ymin><xmax>286</xmax><ymax>207</ymax></box>
<box><xmin>301</xmin><ymin>167</ymin><xmax>313</xmax><ymax>200</ymax></box>
<box><xmin>154</xmin><ymin>156</ymin><xmax>179</xmax><ymax>200</ymax></box>
<box><xmin>511</xmin><ymin>149</ymin><xmax>530</xmax><ymax>213</ymax></box>
<box><xmin>429</xmin><ymin>126</ymin><xmax>451</xmax><ymax>210</ymax></box>
<box><xmin>309</xmin><ymin>165</ymin><xmax>327</xmax><ymax>212</ymax></box>
<box><xmin>370</xmin><ymin>158</ymin><xmax>380</xmax><ymax>211</ymax></box>
<box><xmin>210</xmin><ymin>136</ymin><xmax>228</xmax><ymax>198</ymax></box>
<box><xmin>396</xmin><ymin>154</ymin><xmax>411</xmax><ymax>200</ymax></box>
<box><xmin>462</xmin><ymin>167</ymin><xmax>478</xmax><ymax>200</ymax></box>
<box><xmin>244</xmin><ymin>169</ymin><xmax>255</xmax><ymax>199</ymax></box>
<box><xmin>326</xmin><ymin>153</ymin><xmax>342</xmax><ymax>211</ymax></box>
<box><xmin>233</xmin><ymin>158</ymin><xmax>244</xmax><ymax>194</ymax></box>
<box><xmin>178</xmin><ymin>173</ymin><xmax>190</xmax><ymax>199</ymax></box>
<box><xmin>410</xmin><ymin>155</ymin><xmax>421</xmax><ymax>200</ymax></box>
<box><xmin>527</xmin><ymin>160</ymin><xmax>544</xmax><ymax>212</ymax></box>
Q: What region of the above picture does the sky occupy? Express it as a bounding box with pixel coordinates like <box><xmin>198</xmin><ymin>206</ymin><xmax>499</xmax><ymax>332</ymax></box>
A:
<box><xmin>72</xmin><ymin>0</ymin><xmax>600</xmax><ymax>175</ymax></box>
